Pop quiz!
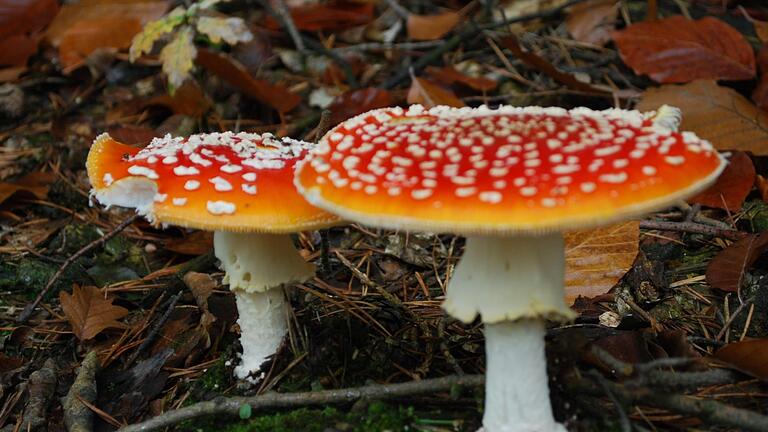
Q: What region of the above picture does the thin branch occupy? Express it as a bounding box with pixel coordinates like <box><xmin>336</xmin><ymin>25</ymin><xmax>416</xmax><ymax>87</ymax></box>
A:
<box><xmin>639</xmin><ymin>220</ymin><xmax>743</xmax><ymax>240</ymax></box>
<box><xmin>119</xmin><ymin>374</ymin><xmax>484</xmax><ymax>432</ymax></box>
<box><xmin>17</xmin><ymin>214</ymin><xmax>139</xmax><ymax>323</ymax></box>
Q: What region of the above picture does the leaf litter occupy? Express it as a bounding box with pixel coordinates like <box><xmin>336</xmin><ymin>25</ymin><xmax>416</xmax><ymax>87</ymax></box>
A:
<box><xmin>2</xmin><ymin>0</ymin><xmax>768</xmax><ymax>431</ymax></box>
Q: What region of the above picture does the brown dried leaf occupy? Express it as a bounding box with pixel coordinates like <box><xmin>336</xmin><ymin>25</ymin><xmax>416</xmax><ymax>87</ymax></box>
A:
<box><xmin>60</xmin><ymin>285</ymin><xmax>129</xmax><ymax>340</ymax></box>
<box><xmin>564</xmin><ymin>221</ymin><xmax>640</xmax><ymax>305</ymax></box>
<box><xmin>407</xmin><ymin>76</ymin><xmax>464</xmax><ymax>108</ymax></box>
<box><xmin>196</xmin><ymin>48</ymin><xmax>300</xmax><ymax>113</ymax></box>
<box><xmin>689</xmin><ymin>151</ymin><xmax>755</xmax><ymax>211</ymax></box>
<box><xmin>164</xmin><ymin>230</ymin><xmax>213</xmax><ymax>255</ymax></box>
<box><xmin>565</xmin><ymin>0</ymin><xmax>618</xmax><ymax>46</ymax></box>
<box><xmin>715</xmin><ymin>339</ymin><xmax>768</xmax><ymax>380</ymax></box>
<box><xmin>0</xmin><ymin>180</ymin><xmax>48</xmax><ymax>207</ymax></box>
<box><xmin>757</xmin><ymin>175</ymin><xmax>768</xmax><ymax>202</ymax></box>
<box><xmin>425</xmin><ymin>65</ymin><xmax>497</xmax><ymax>92</ymax></box>
<box><xmin>58</xmin><ymin>17</ymin><xmax>142</xmax><ymax>70</ymax></box>
<box><xmin>636</xmin><ymin>81</ymin><xmax>768</xmax><ymax>155</ymax></box>
<box><xmin>706</xmin><ymin>233</ymin><xmax>768</xmax><ymax>292</ymax></box>
<box><xmin>0</xmin><ymin>0</ymin><xmax>60</xmax><ymax>66</ymax></box>
<box><xmin>612</xmin><ymin>16</ymin><xmax>755</xmax><ymax>83</ymax></box>
<box><xmin>328</xmin><ymin>88</ymin><xmax>393</xmax><ymax>125</ymax></box>
<box><xmin>407</xmin><ymin>11</ymin><xmax>460</xmax><ymax>41</ymax></box>
<box><xmin>265</xmin><ymin>2</ymin><xmax>374</xmax><ymax>31</ymax></box>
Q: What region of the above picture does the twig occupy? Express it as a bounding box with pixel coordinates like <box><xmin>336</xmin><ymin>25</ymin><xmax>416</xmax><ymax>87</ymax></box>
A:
<box><xmin>124</xmin><ymin>291</ymin><xmax>183</xmax><ymax>367</ymax></box>
<box><xmin>266</xmin><ymin>0</ymin><xmax>305</xmax><ymax>52</ymax></box>
<box><xmin>639</xmin><ymin>220</ymin><xmax>743</xmax><ymax>241</ymax></box>
<box><xmin>590</xmin><ymin>371</ymin><xmax>631</xmax><ymax>432</ymax></box>
<box><xmin>17</xmin><ymin>213</ymin><xmax>139</xmax><ymax>323</ymax></box>
<box><xmin>64</xmin><ymin>351</ymin><xmax>100</xmax><ymax>432</ymax></box>
<box><xmin>118</xmin><ymin>374</ymin><xmax>483</xmax><ymax>431</ymax></box>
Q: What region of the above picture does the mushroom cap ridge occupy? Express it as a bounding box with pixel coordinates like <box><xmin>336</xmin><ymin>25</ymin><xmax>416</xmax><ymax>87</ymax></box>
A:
<box><xmin>295</xmin><ymin>105</ymin><xmax>726</xmax><ymax>235</ymax></box>
<box><xmin>88</xmin><ymin>132</ymin><xmax>339</xmax><ymax>233</ymax></box>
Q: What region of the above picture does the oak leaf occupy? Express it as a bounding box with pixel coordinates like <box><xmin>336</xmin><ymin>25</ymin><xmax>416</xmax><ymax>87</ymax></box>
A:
<box><xmin>564</xmin><ymin>221</ymin><xmax>640</xmax><ymax>304</ymax></box>
<box><xmin>60</xmin><ymin>285</ymin><xmax>129</xmax><ymax>340</ymax></box>
<box><xmin>636</xmin><ymin>81</ymin><xmax>768</xmax><ymax>155</ymax></box>
<box><xmin>160</xmin><ymin>26</ymin><xmax>196</xmax><ymax>90</ymax></box>
<box><xmin>129</xmin><ymin>6</ymin><xmax>186</xmax><ymax>61</ymax></box>
<box><xmin>612</xmin><ymin>16</ymin><xmax>755</xmax><ymax>83</ymax></box>
<box><xmin>196</xmin><ymin>16</ymin><xmax>253</xmax><ymax>45</ymax></box>
<box><xmin>706</xmin><ymin>233</ymin><xmax>768</xmax><ymax>292</ymax></box>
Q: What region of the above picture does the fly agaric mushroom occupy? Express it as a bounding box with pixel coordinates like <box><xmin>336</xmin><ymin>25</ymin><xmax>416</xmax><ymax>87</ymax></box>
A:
<box><xmin>295</xmin><ymin>105</ymin><xmax>726</xmax><ymax>431</ymax></box>
<box><xmin>87</xmin><ymin>131</ymin><xmax>338</xmax><ymax>380</ymax></box>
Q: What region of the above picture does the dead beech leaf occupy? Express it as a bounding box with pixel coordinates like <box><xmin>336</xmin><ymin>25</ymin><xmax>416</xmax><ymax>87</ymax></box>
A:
<box><xmin>756</xmin><ymin>175</ymin><xmax>768</xmax><ymax>203</ymax></box>
<box><xmin>265</xmin><ymin>2</ymin><xmax>374</xmax><ymax>31</ymax></box>
<box><xmin>565</xmin><ymin>0</ymin><xmax>618</xmax><ymax>46</ymax></box>
<box><xmin>689</xmin><ymin>151</ymin><xmax>755</xmax><ymax>211</ymax></box>
<box><xmin>407</xmin><ymin>11</ymin><xmax>460</xmax><ymax>41</ymax></box>
<box><xmin>165</xmin><ymin>230</ymin><xmax>213</xmax><ymax>255</ymax></box>
<box><xmin>752</xmin><ymin>44</ymin><xmax>768</xmax><ymax>111</ymax></box>
<box><xmin>142</xmin><ymin>80</ymin><xmax>212</xmax><ymax>118</ymax></box>
<box><xmin>196</xmin><ymin>48</ymin><xmax>300</xmax><ymax>114</ymax></box>
<box><xmin>0</xmin><ymin>181</ymin><xmax>48</xmax><ymax>207</ymax></box>
<box><xmin>196</xmin><ymin>16</ymin><xmax>253</xmax><ymax>45</ymax></box>
<box><xmin>407</xmin><ymin>76</ymin><xmax>464</xmax><ymax>108</ymax></box>
<box><xmin>425</xmin><ymin>65</ymin><xmax>497</xmax><ymax>92</ymax></box>
<box><xmin>60</xmin><ymin>285</ymin><xmax>129</xmax><ymax>340</ymax></box>
<box><xmin>612</xmin><ymin>16</ymin><xmax>755</xmax><ymax>83</ymax></box>
<box><xmin>706</xmin><ymin>233</ymin><xmax>768</xmax><ymax>292</ymax></box>
<box><xmin>636</xmin><ymin>81</ymin><xmax>768</xmax><ymax>155</ymax></box>
<box><xmin>0</xmin><ymin>0</ymin><xmax>60</xmax><ymax>66</ymax></box>
<box><xmin>160</xmin><ymin>26</ymin><xmax>196</xmax><ymax>89</ymax></box>
<box><xmin>58</xmin><ymin>17</ymin><xmax>143</xmax><ymax>70</ymax></box>
<box><xmin>715</xmin><ymin>339</ymin><xmax>768</xmax><ymax>380</ymax></box>
<box><xmin>564</xmin><ymin>221</ymin><xmax>640</xmax><ymax>305</ymax></box>
<box><xmin>328</xmin><ymin>88</ymin><xmax>393</xmax><ymax>125</ymax></box>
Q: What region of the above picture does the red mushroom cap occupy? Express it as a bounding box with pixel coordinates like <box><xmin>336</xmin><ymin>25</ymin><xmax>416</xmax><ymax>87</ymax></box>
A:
<box><xmin>88</xmin><ymin>132</ymin><xmax>339</xmax><ymax>233</ymax></box>
<box><xmin>295</xmin><ymin>105</ymin><xmax>726</xmax><ymax>234</ymax></box>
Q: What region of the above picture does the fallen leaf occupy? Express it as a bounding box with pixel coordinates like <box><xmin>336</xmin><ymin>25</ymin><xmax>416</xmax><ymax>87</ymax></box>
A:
<box><xmin>715</xmin><ymin>339</ymin><xmax>768</xmax><ymax>380</ymax></box>
<box><xmin>636</xmin><ymin>81</ymin><xmax>768</xmax><ymax>155</ymax></box>
<box><xmin>0</xmin><ymin>0</ymin><xmax>60</xmax><ymax>66</ymax></box>
<box><xmin>60</xmin><ymin>285</ymin><xmax>129</xmax><ymax>340</ymax></box>
<box><xmin>165</xmin><ymin>230</ymin><xmax>213</xmax><ymax>255</ymax></box>
<box><xmin>196</xmin><ymin>48</ymin><xmax>300</xmax><ymax>113</ymax></box>
<box><xmin>329</xmin><ymin>88</ymin><xmax>393</xmax><ymax>125</ymax></box>
<box><xmin>143</xmin><ymin>80</ymin><xmax>212</xmax><ymax>118</ymax></box>
<box><xmin>565</xmin><ymin>0</ymin><xmax>617</xmax><ymax>46</ymax></box>
<box><xmin>612</xmin><ymin>16</ymin><xmax>755</xmax><ymax>83</ymax></box>
<box><xmin>160</xmin><ymin>25</ymin><xmax>196</xmax><ymax>90</ymax></box>
<box><xmin>45</xmin><ymin>0</ymin><xmax>167</xmax><ymax>69</ymax></box>
<box><xmin>706</xmin><ymin>233</ymin><xmax>768</xmax><ymax>292</ymax></box>
<box><xmin>757</xmin><ymin>175</ymin><xmax>768</xmax><ymax>202</ymax></box>
<box><xmin>564</xmin><ymin>221</ymin><xmax>640</xmax><ymax>304</ymax></box>
<box><xmin>58</xmin><ymin>17</ymin><xmax>143</xmax><ymax>70</ymax></box>
<box><xmin>0</xmin><ymin>181</ymin><xmax>47</xmax><ymax>207</ymax></box>
<box><xmin>196</xmin><ymin>16</ymin><xmax>253</xmax><ymax>45</ymax></box>
<box><xmin>265</xmin><ymin>2</ymin><xmax>374</xmax><ymax>31</ymax></box>
<box><xmin>425</xmin><ymin>65</ymin><xmax>497</xmax><ymax>92</ymax></box>
<box><xmin>407</xmin><ymin>11</ymin><xmax>460</xmax><ymax>41</ymax></box>
<box><xmin>752</xmin><ymin>44</ymin><xmax>768</xmax><ymax>111</ymax></box>
<box><xmin>107</xmin><ymin>125</ymin><xmax>160</xmax><ymax>146</ymax></box>
<box><xmin>689</xmin><ymin>151</ymin><xmax>755</xmax><ymax>211</ymax></box>
<box><xmin>407</xmin><ymin>76</ymin><xmax>464</xmax><ymax>108</ymax></box>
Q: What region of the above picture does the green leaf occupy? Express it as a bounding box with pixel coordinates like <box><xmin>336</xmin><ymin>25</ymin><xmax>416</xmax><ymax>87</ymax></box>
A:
<box><xmin>160</xmin><ymin>26</ymin><xmax>197</xmax><ymax>90</ymax></box>
<box><xmin>239</xmin><ymin>404</ymin><xmax>252</xmax><ymax>419</ymax></box>
<box><xmin>129</xmin><ymin>6</ymin><xmax>187</xmax><ymax>62</ymax></box>
<box><xmin>196</xmin><ymin>16</ymin><xmax>253</xmax><ymax>45</ymax></box>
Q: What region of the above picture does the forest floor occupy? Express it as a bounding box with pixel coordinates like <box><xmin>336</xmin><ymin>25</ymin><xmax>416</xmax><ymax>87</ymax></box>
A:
<box><xmin>1</xmin><ymin>0</ymin><xmax>768</xmax><ymax>431</ymax></box>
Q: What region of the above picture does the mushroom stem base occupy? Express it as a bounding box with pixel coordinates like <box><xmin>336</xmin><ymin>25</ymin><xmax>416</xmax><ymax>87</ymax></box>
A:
<box><xmin>483</xmin><ymin>320</ymin><xmax>566</xmax><ymax>432</ymax></box>
<box><xmin>233</xmin><ymin>288</ymin><xmax>288</xmax><ymax>381</ymax></box>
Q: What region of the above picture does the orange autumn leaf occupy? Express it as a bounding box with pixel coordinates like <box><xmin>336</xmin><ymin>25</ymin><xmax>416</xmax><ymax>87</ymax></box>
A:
<box><xmin>564</xmin><ymin>221</ymin><xmax>640</xmax><ymax>304</ymax></box>
<box><xmin>407</xmin><ymin>11</ymin><xmax>460</xmax><ymax>41</ymax></box>
<box><xmin>613</xmin><ymin>16</ymin><xmax>755</xmax><ymax>83</ymax></box>
<box><xmin>58</xmin><ymin>17</ymin><xmax>142</xmax><ymax>70</ymax></box>
<box><xmin>265</xmin><ymin>2</ymin><xmax>374</xmax><ymax>31</ymax></box>
<box><xmin>565</xmin><ymin>0</ymin><xmax>617</xmax><ymax>46</ymax></box>
<box><xmin>329</xmin><ymin>88</ymin><xmax>393</xmax><ymax>125</ymax></box>
<box><xmin>716</xmin><ymin>339</ymin><xmax>768</xmax><ymax>380</ymax></box>
<box><xmin>689</xmin><ymin>151</ymin><xmax>755</xmax><ymax>211</ymax></box>
<box><xmin>0</xmin><ymin>0</ymin><xmax>60</xmax><ymax>66</ymax></box>
<box><xmin>60</xmin><ymin>285</ymin><xmax>129</xmax><ymax>340</ymax></box>
<box><xmin>407</xmin><ymin>76</ymin><xmax>464</xmax><ymax>108</ymax></box>
<box><xmin>706</xmin><ymin>233</ymin><xmax>768</xmax><ymax>292</ymax></box>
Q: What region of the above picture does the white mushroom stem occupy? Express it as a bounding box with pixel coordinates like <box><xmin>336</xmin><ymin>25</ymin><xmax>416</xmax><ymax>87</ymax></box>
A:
<box><xmin>443</xmin><ymin>234</ymin><xmax>572</xmax><ymax>432</ymax></box>
<box><xmin>214</xmin><ymin>231</ymin><xmax>314</xmax><ymax>380</ymax></box>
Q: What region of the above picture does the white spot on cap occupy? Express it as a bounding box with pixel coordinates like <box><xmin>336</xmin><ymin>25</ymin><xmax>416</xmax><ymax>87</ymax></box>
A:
<box><xmin>664</xmin><ymin>155</ymin><xmax>685</xmax><ymax>165</ymax></box>
<box><xmin>242</xmin><ymin>184</ymin><xmax>257</xmax><ymax>195</ymax></box>
<box><xmin>209</xmin><ymin>176</ymin><xmax>233</xmax><ymax>192</ymax></box>
<box><xmin>411</xmin><ymin>189</ymin><xmax>433</xmax><ymax>200</ymax></box>
<box><xmin>172</xmin><ymin>197</ymin><xmax>187</xmax><ymax>206</ymax></box>
<box><xmin>455</xmin><ymin>187</ymin><xmax>477</xmax><ymax>197</ymax></box>
<box><xmin>162</xmin><ymin>156</ymin><xmax>178</xmax><ymax>165</ymax></box>
<box><xmin>580</xmin><ymin>182</ymin><xmax>596</xmax><ymax>193</ymax></box>
<box><xmin>128</xmin><ymin>165</ymin><xmax>159</xmax><ymax>179</ymax></box>
<box><xmin>541</xmin><ymin>198</ymin><xmax>557</xmax><ymax>208</ymax></box>
<box><xmin>242</xmin><ymin>172</ymin><xmax>257</xmax><ymax>182</ymax></box>
<box><xmin>184</xmin><ymin>180</ymin><xmax>200</xmax><ymax>191</ymax></box>
<box><xmin>479</xmin><ymin>191</ymin><xmax>502</xmax><ymax>204</ymax></box>
<box><xmin>642</xmin><ymin>166</ymin><xmax>657</xmax><ymax>176</ymax></box>
<box><xmin>221</xmin><ymin>164</ymin><xmax>243</xmax><ymax>173</ymax></box>
<box><xmin>207</xmin><ymin>200</ymin><xmax>236</xmax><ymax>215</ymax></box>
<box><xmin>153</xmin><ymin>193</ymin><xmax>167</xmax><ymax>202</ymax></box>
<box><xmin>520</xmin><ymin>186</ymin><xmax>537</xmax><ymax>197</ymax></box>
<box><xmin>174</xmin><ymin>166</ymin><xmax>200</xmax><ymax>176</ymax></box>
<box><xmin>599</xmin><ymin>172</ymin><xmax>628</xmax><ymax>184</ymax></box>
<box><xmin>103</xmin><ymin>173</ymin><xmax>114</xmax><ymax>186</ymax></box>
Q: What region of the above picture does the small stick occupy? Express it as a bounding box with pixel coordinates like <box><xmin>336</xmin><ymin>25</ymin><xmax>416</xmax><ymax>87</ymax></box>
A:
<box><xmin>124</xmin><ymin>291</ymin><xmax>183</xmax><ymax>367</ymax></box>
<box><xmin>118</xmin><ymin>374</ymin><xmax>484</xmax><ymax>431</ymax></box>
<box><xmin>639</xmin><ymin>220</ymin><xmax>743</xmax><ymax>241</ymax></box>
<box><xmin>268</xmin><ymin>0</ymin><xmax>305</xmax><ymax>52</ymax></box>
<box><xmin>17</xmin><ymin>214</ymin><xmax>139</xmax><ymax>323</ymax></box>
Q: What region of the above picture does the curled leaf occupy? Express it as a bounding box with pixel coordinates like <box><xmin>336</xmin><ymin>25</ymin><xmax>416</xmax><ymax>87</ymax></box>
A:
<box><xmin>706</xmin><ymin>233</ymin><xmax>768</xmax><ymax>292</ymax></box>
<box><xmin>196</xmin><ymin>16</ymin><xmax>253</xmax><ymax>45</ymax></box>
